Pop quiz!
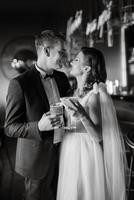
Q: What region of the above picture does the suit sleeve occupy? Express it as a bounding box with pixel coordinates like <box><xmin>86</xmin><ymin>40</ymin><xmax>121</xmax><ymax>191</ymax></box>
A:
<box><xmin>4</xmin><ymin>79</ymin><xmax>42</xmax><ymax>141</ymax></box>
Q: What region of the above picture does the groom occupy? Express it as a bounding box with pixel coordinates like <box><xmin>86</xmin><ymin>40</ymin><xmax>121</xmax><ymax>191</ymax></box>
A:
<box><xmin>4</xmin><ymin>30</ymin><xmax>71</xmax><ymax>200</ymax></box>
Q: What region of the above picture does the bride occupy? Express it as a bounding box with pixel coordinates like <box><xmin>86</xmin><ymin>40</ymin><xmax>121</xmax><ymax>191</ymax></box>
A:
<box><xmin>57</xmin><ymin>47</ymin><xmax>127</xmax><ymax>200</ymax></box>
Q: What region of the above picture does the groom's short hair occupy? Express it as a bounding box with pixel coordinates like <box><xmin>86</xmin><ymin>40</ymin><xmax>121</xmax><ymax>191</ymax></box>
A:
<box><xmin>35</xmin><ymin>30</ymin><xmax>65</xmax><ymax>52</ymax></box>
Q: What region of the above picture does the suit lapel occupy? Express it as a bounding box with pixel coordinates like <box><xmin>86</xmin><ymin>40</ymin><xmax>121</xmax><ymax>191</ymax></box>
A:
<box><xmin>30</xmin><ymin>68</ymin><xmax>66</xmax><ymax>107</ymax></box>
<box><xmin>53</xmin><ymin>70</ymin><xmax>63</xmax><ymax>96</ymax></box>
<box><xmin>30</xmin><ymin>67</ymin><xmax>49</xmax><ymax>108</ymax></box>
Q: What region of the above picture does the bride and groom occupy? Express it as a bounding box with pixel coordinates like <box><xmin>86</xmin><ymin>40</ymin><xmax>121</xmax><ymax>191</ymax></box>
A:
<box><xmin>5</xmin><ymin>30</ymin><xmax>127</xmax><ymax>200</ymax></box>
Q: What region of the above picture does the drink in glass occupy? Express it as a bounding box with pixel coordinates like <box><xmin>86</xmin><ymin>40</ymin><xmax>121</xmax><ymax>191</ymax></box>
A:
<box><xmin>50</xmin><ymin>103</ymin><xmax>64</xmax><ymax>128</ymax></box>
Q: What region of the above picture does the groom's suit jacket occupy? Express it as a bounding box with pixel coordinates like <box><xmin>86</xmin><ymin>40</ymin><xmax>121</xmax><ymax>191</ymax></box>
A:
<box><xmin>5</xmin><ymin>66</ymin><xmax>71</xmax><ymax>179</ymax></box>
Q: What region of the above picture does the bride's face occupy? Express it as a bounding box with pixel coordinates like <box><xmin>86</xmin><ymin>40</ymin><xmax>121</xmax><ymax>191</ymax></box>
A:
<box><xmin>70</xmin><ymin>51</ymin><xmax>86</xmax><ymax>77</ymax></box>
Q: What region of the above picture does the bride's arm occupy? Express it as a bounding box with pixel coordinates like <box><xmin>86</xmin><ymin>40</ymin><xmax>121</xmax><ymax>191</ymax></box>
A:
<box><xmin>80</xmin><ymin>93</ymin><xmax>102</xmax><ymax>142</ymax></box>
<box><xmin>66</xmin><ymin>93</ymin><xmax>102</xmax><ymax>142</ymax></box>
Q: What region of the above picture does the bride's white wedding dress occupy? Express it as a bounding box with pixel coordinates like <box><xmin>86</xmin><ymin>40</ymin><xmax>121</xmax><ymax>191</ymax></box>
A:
<box><xmin>57</xmin><ymin>83</ymin><xmax>127</xmax><ymax>200</ymax></box>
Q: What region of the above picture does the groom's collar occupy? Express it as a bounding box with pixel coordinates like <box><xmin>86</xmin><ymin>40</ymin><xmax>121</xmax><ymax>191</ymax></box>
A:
<box><xmin>35</xmin><ymin>63</ymin><xmax>53</xmax><ymax>79</ymax></box>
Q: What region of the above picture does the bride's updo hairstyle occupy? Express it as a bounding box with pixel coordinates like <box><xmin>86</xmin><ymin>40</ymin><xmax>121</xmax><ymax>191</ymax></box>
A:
<box><xmin>80</xmin><ymin>47</ymin><xmax>107</xmax><ymax>90</ymax></box>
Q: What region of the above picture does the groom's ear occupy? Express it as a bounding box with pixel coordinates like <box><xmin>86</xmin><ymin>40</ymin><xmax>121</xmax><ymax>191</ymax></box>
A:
<box><xmin>44</xmin><ymin>47</ymin><xmax>50</xmax><ymax>57</ymax></box>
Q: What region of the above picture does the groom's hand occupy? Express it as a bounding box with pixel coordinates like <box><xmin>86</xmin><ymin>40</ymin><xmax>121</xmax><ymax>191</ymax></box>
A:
<box><xmin>38</xmin><ymin>111</ymin><xmax>62</xmax><ymax>131</ymax></box>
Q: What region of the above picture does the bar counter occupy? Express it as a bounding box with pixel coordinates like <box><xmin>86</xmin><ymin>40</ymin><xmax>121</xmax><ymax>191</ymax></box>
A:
<box><xmin>111</xmin><ymin>94</ymin><xmax>134</xmax><ymax>135</ymax></box>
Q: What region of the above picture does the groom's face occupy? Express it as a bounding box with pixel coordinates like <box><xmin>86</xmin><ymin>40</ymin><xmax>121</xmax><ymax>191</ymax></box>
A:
<box><xmin>46</xmin><ymin>40</ymin><xmax>66</xmax><ymax>70</ymax></box>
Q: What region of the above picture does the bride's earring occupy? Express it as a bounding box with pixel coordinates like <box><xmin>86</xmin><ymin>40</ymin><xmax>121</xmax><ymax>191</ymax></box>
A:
<box><xmin>83</xmin><ymin>66</ymin><xmax>91</xmax><ymax>73</ymax></box>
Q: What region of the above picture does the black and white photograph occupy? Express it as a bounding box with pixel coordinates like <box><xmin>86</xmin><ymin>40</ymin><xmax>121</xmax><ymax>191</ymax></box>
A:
<box><xmin>0</xmin><ymin>0</ymin><xmax>134</xmax><ymax>200</ymax></box>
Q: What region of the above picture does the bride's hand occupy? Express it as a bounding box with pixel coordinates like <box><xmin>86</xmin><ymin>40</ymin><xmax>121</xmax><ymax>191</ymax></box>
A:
<box><xmin>69</xmin><ymin>99</ymin><xmax>87</xmax><ymax>119</ymax></box>
<box><xmin>62</xmin><ymin>98</ymin><xmax>88</xmax><ymax>119</ymax></box>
